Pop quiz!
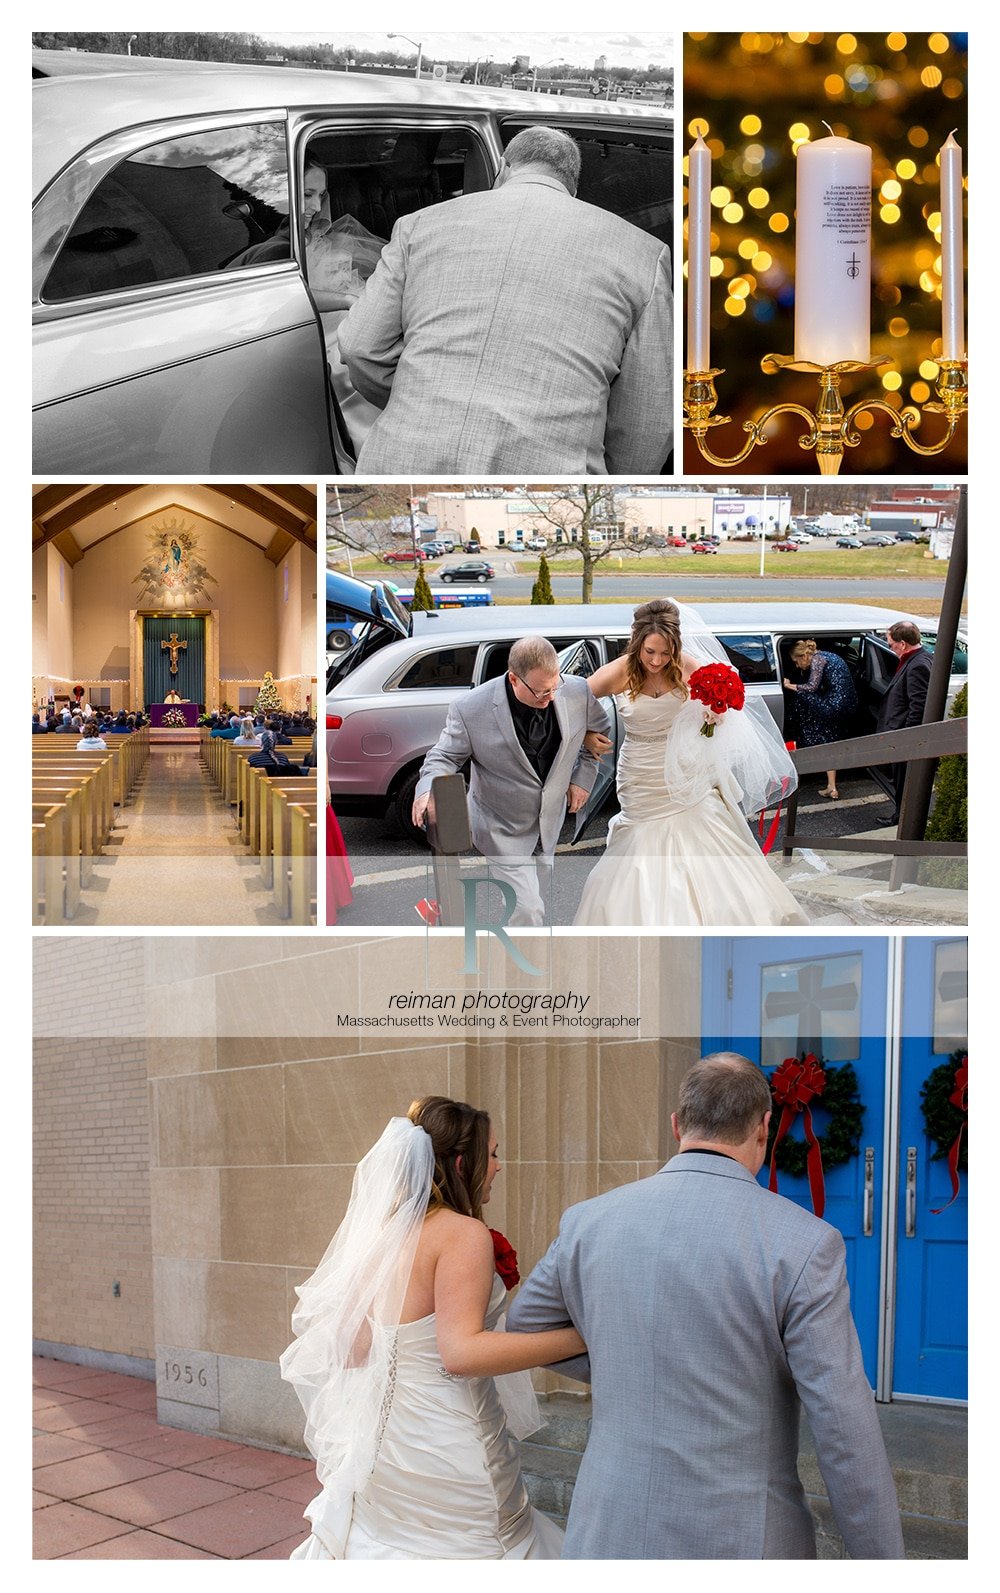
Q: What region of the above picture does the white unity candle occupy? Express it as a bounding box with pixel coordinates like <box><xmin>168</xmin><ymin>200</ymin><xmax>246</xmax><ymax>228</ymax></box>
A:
<box><xmin>939</xmin><ymin>131</ymin><xmax>965</xmax><ymax>361</ymax></box>
<box><xmin>794</xmin><ymin>130</ymin><xmax>872</xmax><ymax>364</ymax></box>
<box><xmin>687</xmin><ymin>134</ymin><xmax>712</xmax><ymax>370</ymax></box>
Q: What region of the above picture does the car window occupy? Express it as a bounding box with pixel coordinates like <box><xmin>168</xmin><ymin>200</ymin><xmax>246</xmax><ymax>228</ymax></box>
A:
<box><xmin>393</xmin><ymin>646</ymin><xmax>479</xmax><ymax>691</ymax></box>
<box><xmin>301</xmin><ymin>124</ymin><xmax>492</xmax><ymax>249</ymax></box>
<box><xmin>716</xmin><ymin>633</ymin><xmax>777</xmax><ymax>684</ymax></box>
<box><xmin>41</xmin><ymin>122</ymin><xmax>289</xmax><ymax>303</ymax></box>
<box><xmin>479</xmin><ymin>636</ymin><xmax>586</xmax><ymax>681</ymax></box>
<box><xmin>499</xmin><ymin>123</ymin><xmax>671</xmax><ymax>245</ymax></box>
<box><xmin>921</xmin><ymin>632</ymin><xmax>968</xmax><ymax>674</ymax></box>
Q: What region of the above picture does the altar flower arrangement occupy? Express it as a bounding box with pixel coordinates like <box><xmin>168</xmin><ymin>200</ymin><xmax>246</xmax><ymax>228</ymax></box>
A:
<box><xmin>687</xmin><ymin>663</ymin><xmax>745</xmax><ymax>737</ymax></box>
<box><xmin>163</xmin><ymin>708</ymin><xmax>188</xmax><ymax>728</ymax></box>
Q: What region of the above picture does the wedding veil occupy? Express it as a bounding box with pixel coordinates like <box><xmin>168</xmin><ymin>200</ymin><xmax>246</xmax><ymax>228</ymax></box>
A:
<box><xmin>281</xmin><ymin>1114</ymin><xmax>541</xmax><ymax>1555</ymax></box>
<box><xmin>280</xmin><ymin>1117</ymin><xmax>434</xmax><ymax>1499</ymax></box>
<box><xmin>667</xmin><ymin>599</ymin><xmax>798</xmax><ymax>819</ymax></box>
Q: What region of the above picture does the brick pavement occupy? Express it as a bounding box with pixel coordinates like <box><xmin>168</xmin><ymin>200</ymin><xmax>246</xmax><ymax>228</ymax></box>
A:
<box><xmin>33</xmin><ymin>1357</ymin><xmax>313</xmax><ymax>1559</ymax></box>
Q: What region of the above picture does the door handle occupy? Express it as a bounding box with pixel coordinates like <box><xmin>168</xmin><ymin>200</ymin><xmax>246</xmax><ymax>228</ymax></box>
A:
<box><xmin>863</xmin><ymin>1147</ymin><xmax>875</xmax><ymax>1236</ymax></box>
<box><xmin>905</xmin><ymin>1146</ymin><xmax>917</xmax><ymax>1237</ymax></box>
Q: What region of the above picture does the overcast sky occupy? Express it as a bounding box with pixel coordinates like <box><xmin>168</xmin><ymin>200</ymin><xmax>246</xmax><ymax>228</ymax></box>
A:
<box><xmin>263</xmin><ymin>31</ymin><xmax>674</xmax><ymax>71</ymax></box>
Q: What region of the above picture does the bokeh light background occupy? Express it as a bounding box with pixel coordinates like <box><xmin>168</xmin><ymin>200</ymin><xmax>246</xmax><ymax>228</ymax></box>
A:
<box><xmin>683</xmin><ymin>31</ymin><xmax>968</xmax><ymax>474</ymax></box>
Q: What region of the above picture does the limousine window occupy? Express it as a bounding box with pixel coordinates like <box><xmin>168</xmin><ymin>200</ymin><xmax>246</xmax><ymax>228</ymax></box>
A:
<box><xmin>299</xmin><ymin>124</ymin><xmax>493</xmax><ymax>248</ymax></box>
<box><xmin>42</xmin><ymin>122</ymin><xmax>289</xmax><ymax>303</ymax></box>
<box><xmin>480</xmin><ymin>637</ymin><xmax>587</xmax><ymax>680</ymax></box>
<box><xmin>922</xmin><ymin>631</ymin><xmax>968</xmax><ymax>673</ymax></box>
<box><xmin>717</xmin><ymin>633</ymin><xmax>777</xmax><ymax>683</ymax></box>
<box><xmin>393</xmin><ymin>646</ymin><xmax>479</xmax><ymax>691</ymax></box>
<box><xmin>499</xmin><ymin>123</ymin><xmax>671</xmax><ymax>246</ymax></box>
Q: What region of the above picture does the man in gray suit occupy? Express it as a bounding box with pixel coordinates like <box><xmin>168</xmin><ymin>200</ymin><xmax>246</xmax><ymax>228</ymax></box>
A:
<box><xmin>338</xmin><ymin>127</ymin><xmax>671</xmax><ymax>474</ymax></box>
<box><xmin>508</xmin><ymin>1052</ymin><xmax>904</xmax><ymax>1559</ymax></box>
<box><xmin>412</xmin><ymin>636</ymin><xmax>611</xmax><ymax>927</ymax></box>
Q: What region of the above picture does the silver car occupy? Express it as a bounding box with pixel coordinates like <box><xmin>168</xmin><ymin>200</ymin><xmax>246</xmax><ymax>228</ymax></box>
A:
<box><xmin>33</xmin><ymin>51</ymin><xmax>672</xmax><ymax>472</ymax></box>
<box><xmin>326</xmin><ymin>574</ymin><xmax>967</xmax><ymax>838</ymax></box>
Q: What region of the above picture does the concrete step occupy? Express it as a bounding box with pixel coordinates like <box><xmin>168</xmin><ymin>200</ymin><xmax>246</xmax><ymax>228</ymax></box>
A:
<box><xmin>521</xmin><ymin>1394</ymin><xmax>966</xmax><ymax>1558</ymax></box>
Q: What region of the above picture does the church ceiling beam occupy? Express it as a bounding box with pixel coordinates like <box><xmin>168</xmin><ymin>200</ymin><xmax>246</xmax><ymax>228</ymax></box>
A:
<box><xmin>264</xmin><ymin>529</ymin><xmax>296</xmax><ymax>564</ymax></box>
<box><xmin>205</xmin><ymin>484</ymin><xmax>316</xmax><ymax>546</ymax></box>
<box><xmin>256</xmin><ymin>484</ymin><xmax>318</xmax><ymax>521</ymax></box>
<box><xmin>31</xmin><ymin>485</ymin><xmax>90</xmax><ymax>519</ymax></box>
<box><xmin>37</xmin><ymin>484</ymin><xmax>145</xmax><ymax>542</ymax></box>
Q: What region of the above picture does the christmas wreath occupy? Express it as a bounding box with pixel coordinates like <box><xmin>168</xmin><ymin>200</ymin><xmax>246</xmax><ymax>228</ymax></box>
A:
<box><xmin>765</xmin><ymin>1055</ymin><xmax>864</xmax><ymax>1217</ymax></box>
<box><xmin>920</xmin><ymin>1050</ymin><xmax>967</xmax><ymax>1213</ymax></box>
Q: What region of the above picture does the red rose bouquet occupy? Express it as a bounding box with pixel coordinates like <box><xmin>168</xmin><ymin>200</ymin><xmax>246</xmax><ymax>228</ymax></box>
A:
<box><xmin>489</xmin><ymin>1228</ymin><xmax>520</xmax><ymax>1289</ymax></box>
<box><xmin>687</xmin><ymin>663</ymin><xmax>745</xmax><ymax>737</ymax></box>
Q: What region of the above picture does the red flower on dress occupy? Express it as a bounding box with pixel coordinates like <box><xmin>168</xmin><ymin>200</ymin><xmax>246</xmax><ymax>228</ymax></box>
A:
<box><xmin>687</xmin><ymin>663</ymin><xmax>746</xmax><ymax>737</ymax></box>
<box><xmin>489</xmin><ymin>1228</ymin><xmax>520</xmax><ymax>1289</ymax></box>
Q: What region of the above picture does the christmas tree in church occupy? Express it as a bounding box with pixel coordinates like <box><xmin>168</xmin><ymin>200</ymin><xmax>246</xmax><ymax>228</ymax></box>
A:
<box><xmin>254</xmin><ymin>671</ymin><xmax>283</xmax><ymax>715</ymax></box>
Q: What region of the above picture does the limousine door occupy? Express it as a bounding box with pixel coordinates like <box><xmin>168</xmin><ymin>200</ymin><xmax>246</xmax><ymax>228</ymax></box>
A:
<box><xmin>556</xmin><ymin>639</ymin><xmax>620</xmax><ymax>841</ymax></box>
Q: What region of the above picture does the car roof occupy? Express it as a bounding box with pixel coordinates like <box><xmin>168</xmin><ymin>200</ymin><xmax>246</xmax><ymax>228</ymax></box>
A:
<box><xmin>33</xmin><ymin>51</ymin><xmax>672</xmax><ymax>195</ymax></box>
<box><xmin>408</xmin><ymin>600</ymin><xmax>927</xmax><ymax>635</ymax></box>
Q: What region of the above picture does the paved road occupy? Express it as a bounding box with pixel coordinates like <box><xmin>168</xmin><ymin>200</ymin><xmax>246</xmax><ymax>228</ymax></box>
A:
<box><xmin>482</xmin><ymin>573</ymin><xmax>945</xmax><ymax>603</ymax></box>
<box><xmin>334</xmin><ymin>769</ymin><xmax>895</xmax><ymax>928</ymax></box>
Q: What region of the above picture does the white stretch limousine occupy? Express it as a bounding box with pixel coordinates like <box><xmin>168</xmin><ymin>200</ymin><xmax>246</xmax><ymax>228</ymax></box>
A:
<box><xmin>326</xmin><ymin>577</ymin><xmax>967</xmax><ymax>839</ymax></box>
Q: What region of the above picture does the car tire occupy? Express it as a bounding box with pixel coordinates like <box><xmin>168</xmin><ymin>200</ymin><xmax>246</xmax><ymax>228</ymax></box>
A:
<box><xmin>328</xmin><ymin>632</ymin><xmax>351</xmax><ymax>653</ymax></box>
<box><xmin>477</xmin><ymin>573</ymin><xmax>487</xmax><ymax>583</ymax></box>
<box><xmin>442</xmin><ymin>572</ymin><xmax>453</xmax><ymax>582</ymax></box>
<box><xmin>392</xmin><ymin>767</ymin><xmax>429</xmax><ymax>846</ymax></box>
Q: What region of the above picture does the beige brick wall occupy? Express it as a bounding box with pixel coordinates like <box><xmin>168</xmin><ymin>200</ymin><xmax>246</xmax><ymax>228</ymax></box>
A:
<box><xmin>33</xmin><ymin>938</ymin><xmax>153</xmax><ymax>1360</ymax></box>
<box><xmin>34</xmin><ymin>934</ymin><xmax>703</xmax><ymax>1433</ymax></box>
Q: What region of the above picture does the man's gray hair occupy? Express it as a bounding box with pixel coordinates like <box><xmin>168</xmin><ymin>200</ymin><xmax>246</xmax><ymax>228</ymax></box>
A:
<box><xmin>675</xmin><ymin>1052</ymin><xmax>772</xmax><ymax>1144</ymax></box>
<box><xmin>504</xmin><ymin>127</ymin><xmax>581</xmax><ymax>194</ymax></box>
<box><xmin>508</xmin><ymin>635</ymin><xmax>559</xmax><ymax>677</ymax></box>
<box><xmin>887</xmin><ymin>620</ymin><xmax>921</xmax><ymax>647</ymax></box>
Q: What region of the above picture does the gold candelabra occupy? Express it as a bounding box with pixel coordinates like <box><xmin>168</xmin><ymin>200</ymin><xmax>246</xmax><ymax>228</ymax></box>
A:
<box><xmin>683</xmin><ymin>356</ymin><xmax>968</xmax><ymax>475</ymax></box>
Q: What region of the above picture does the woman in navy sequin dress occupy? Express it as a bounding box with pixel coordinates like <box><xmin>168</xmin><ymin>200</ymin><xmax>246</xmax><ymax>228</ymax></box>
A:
<box><xmin>783</xmin><ymin>639</ymin><xmax>858</xmax><ymax>799</ymax></box>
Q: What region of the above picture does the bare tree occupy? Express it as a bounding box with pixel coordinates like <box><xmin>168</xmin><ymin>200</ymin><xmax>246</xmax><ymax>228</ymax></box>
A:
<box><xmin>523</xmin><ymin>484</ymin><xmax>651</xmax><ymax>603</ymax></box>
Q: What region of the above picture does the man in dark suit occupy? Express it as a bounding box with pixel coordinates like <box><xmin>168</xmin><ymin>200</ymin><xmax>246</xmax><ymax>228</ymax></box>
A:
<box><xmin>875</xmin><ymin>620</ymin><xmax>932</xmax><ymax>824</ymax></box>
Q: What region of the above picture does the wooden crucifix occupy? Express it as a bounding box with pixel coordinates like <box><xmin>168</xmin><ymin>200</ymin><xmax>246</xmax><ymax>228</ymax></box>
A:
<box><xmin>161</xmin><ymin>632</ymin><xmax>187</xmax><ymax>676</ymax></box>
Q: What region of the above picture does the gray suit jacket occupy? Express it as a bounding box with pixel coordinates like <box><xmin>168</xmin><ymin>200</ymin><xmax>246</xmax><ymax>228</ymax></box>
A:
<box><xmin>338</xmin><ymin>170</ymin><xmax>672</xmax><ymax>474</ymax></box>
<box><xmin>508</xmin><ymin>1153</ymin><xmax>904</xmax><ymax>1560</ymax></box>
<box><xmin>415</xmin><ymin>674</ymin><xmax>610</xmax><ymax>859</ymax></box>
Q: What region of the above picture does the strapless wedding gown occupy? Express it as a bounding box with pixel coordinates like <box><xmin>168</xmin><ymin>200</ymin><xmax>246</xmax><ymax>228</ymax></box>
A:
<box><xmin>574</xmin><ymin>692</ymin><xmax>806</xmax><ymax>926</ymax></box>
<box><xmin>291</xmin><ymin>1276</ymin><xmax>563</xmax><ymax>1559</ymax></box>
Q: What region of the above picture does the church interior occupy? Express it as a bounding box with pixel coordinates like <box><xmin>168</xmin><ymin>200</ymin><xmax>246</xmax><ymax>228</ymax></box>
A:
<box><xmin>31</xmin><ymin>483</ymin><xmax>318</xmax><ymax>925</ymax></box>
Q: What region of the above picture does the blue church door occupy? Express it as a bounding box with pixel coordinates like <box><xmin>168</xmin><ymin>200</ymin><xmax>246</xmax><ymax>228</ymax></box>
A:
<box><xmin>702</xmin><ymin>937</ymin><xmax>967</xmax><ymax>1402</ymax></box>
<box><xmin>892</xmin><ymin>937</ymin><xmax>968</xmax><ymax>1400</ymax></box>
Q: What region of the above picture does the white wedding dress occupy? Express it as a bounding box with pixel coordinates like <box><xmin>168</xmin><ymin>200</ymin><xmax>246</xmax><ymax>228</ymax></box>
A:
<box><xmin>291</xmin><ymin>1275</ymin><xmax>564</xmax><ymax>1559</ymax></box>
<box><xmin>574</xmin><ymin>692</ymin><xmax>806</xmax><ymax>926</ymax></box>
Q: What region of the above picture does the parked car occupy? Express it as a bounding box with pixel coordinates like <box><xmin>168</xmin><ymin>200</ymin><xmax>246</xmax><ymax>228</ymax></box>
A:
<box><xmin>462</xmin><ymin>540</ymin><xmax>484</xmax><ymax>553</ymax></box>
<box><xmin>690</xmin><ymin>541</ymin><xmax>718</xmax><ymax>555</ymax></box>
<box><xmin>836</xmin><ymin>538</ymin><xmax>864</xmax><ymax>549</ymax></box>
<box><xmin>526</xmin><ymin>537</ymin><xmax>548</xmax><ymax>551</ymax></box>
<box><xmin>786</xmin><ymin>532</ymin><xmax>812</xmax><ymax>544</ymax></box>
<box><xmin>771</xmin><ymin>541</ymin><xmax>800</xmax><ymax>553</ymax></box>
<box><xmin>439</xmin><ymin>560</ymin><xmax>495</xmax><ymax>583</ymax></box>
<box><xmin>327</xmin><ymin>571</ymin><xmax>965</xmax><ymax>839</ymax></box>
<box><xmin>894</xmin><ymin>529</ymin><xmax>931</xmax><ymax>543</ymax></box>
<box><xmin>862</xmin><ymin>535</ymin><xmax>897</xmax><ymax>547</ymax></box>
<box><xmin>382</xmin><ymin>547</ymin><xmax>427</xmax><ymax>564</ymax></box>
<box><xmin>665</xmin><ymin>536</ymin><xmax>687</xmax><ymax>548</ymax></box>
<box><xmin>32</xmin><ymin>51</ymin><xmax>673</xmax><ymax>472</ymax></box>
<box><xmin>421</xmin><ymin>541</ymin><xmax>446</xmax><ymax>557</ymax></box>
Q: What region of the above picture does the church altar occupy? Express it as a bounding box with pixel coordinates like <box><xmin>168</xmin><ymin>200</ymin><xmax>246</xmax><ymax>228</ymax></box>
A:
<box><xmin>149</xmin><ymin>703</ymin><xmax>200</xmax><ymax>727</ymax></box>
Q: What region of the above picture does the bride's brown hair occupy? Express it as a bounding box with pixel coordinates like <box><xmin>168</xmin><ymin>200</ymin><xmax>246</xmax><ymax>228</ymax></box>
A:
<box><xmin>408</xmin><ymin>1096</ymin><xmax>491</xmax><ymax>1222</ymax></box>
<box><xmin>623</xmin><ymin>599</ymin><xmax>686</xmax><ymax>701</ymax></box>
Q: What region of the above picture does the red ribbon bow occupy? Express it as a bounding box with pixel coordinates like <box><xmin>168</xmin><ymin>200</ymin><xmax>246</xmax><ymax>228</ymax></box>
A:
<box><xmin>931</xmin><ymin>1054</ymin><xmax>967</xmax><ymax>1214</ymax></box>
<box><xmin>768</xmin><ymin>1053</ymin><xmax>827</xmax><ymax>1217</ymax></box>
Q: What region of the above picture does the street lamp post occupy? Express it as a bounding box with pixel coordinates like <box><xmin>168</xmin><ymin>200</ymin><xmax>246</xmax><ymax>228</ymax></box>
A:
<box><xmin>387</xmin><ymin>31</ymin><xmax>422</xmax><ymax>80</ymax></box>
